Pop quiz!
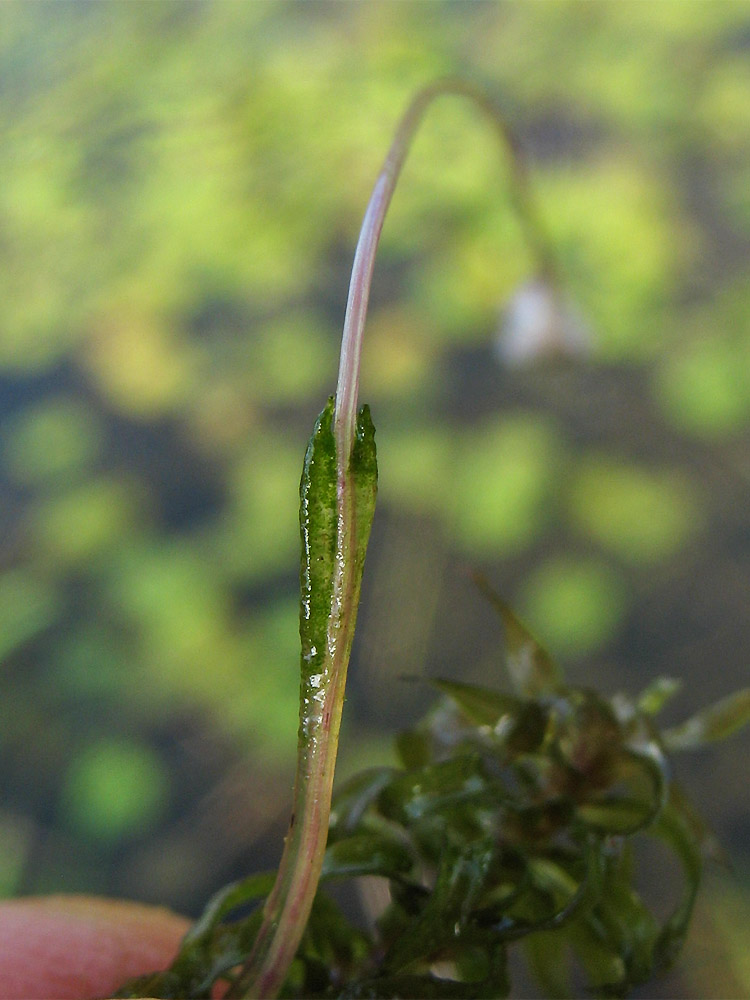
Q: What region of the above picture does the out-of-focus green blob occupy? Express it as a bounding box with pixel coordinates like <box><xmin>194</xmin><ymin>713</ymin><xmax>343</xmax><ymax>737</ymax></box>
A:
<box><xmin>102</xmin><ymin>538</ymin><xmax>300</xmax><ymax>756</ymax></box>
<box><xmin>0</xmin><ymin>569</ymin><xmax>60</xmax><ymax>661</ymax></box>
<box><xmin>55</xmin><ymin>624</ymin><xmax>133</xmax><ymax>700</ymax></box>
<box><xmin>247</xmin><ymin>311</ymin><xmax>334</xmax><ymax>404</ymax></box>
<box><xmin>413</xmin><ymin>237</ymin><xmax>528</xmax><ymax>347</ymax></box>
<box><xmin>518</xmin><ymin>557</ymin><xmax>627</xmax><ymax>658</ymax></box>
<box><xmin>102</xmin><ymin>542</ymin><xmax>242</xmax><ymax>707</ymax></box>
<box><xmin>1</xmin><ymin>397</ymin><xmax>103</xmax><ymax>488</ymax></box>
<box><xmin>82</xmin><ymin>304</ymin><xmax>200</xmax><ymax>420</ymax></box>
<box><xmin>28</xmin><ymin>477</ymin><xmax>138</xmax><ymax>566</ymax></box>
<box><xmin>568</xmin><ymin>458</ymin><xmax>701</xmax><ymax>565</ymax></box>
<box><xmin>449</xmin><ymin>415</ymin><xmax>564</xmax><ymax>556</ymax></box>
<box><xmin>656</xmin><ymin>337</ymin><xmax>750</xmax><ymax>437</ymax></box>
<box><xmin>380</xmin><ymin>425</ymin><xmax>450</xmax><ymax>515</ymax></box>
<box><xmin>540</xmin><ymin>159</ymin><xmax>681</xmax><ymax>360</ymax></box>
<box><xmin>218</xmin><ymin>434</ymin><xmax>301</xmax><ymax>581</ymax></box>
<box><xmin>361</xmin><ymin>306</ymin><xmax>437</xmax><ymax>401</ymax></box>
<box><xmin>697</xmin><ymin>60</ymin><xmax>750</xmax><ymax>157</ymax></box>
<box><xmin>226</xmin><ymin>601</ymin><xmax>302</xmax><ymax>757</ymax></box>
<box><xmin>60</xmin><ymin>737</ymin><xmax>169</xmax><ymax>842</ymax></box>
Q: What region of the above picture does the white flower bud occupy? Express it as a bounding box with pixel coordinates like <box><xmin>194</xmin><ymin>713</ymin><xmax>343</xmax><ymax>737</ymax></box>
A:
<box><xmin>496</xmin><ymin>278</ymin><xmax>590</xmax><ymax>366</ymax></box>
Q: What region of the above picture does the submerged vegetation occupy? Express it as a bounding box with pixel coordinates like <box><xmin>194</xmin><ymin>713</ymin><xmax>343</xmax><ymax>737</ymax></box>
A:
<box><xmin>119</xmin><ymin>580</ymin><xmax>750</xmax><ymax>999</ymax></box>
<box><xmin>113</xmin><ymin>80</ymin><xmax>750</xmax><ymax>1000</ymax></box>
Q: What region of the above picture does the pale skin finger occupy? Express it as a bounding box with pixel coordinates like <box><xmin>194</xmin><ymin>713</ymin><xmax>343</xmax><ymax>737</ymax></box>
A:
<box><xmin>0</xmin><ymin>895</ymin><xmax>190</xmax><ymax>1000</ymax></box>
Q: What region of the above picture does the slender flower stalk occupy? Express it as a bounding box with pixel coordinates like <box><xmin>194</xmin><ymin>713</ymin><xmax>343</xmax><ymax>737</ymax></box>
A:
<box><xmin>333</xmin><ymin>76</ymin><xmax>556</xmax><ymax>462</ymax></box>
<box><xmin>228</xmin><ymin>77</ymin><xmax>556</xmax><ymax>1000</ymax></box>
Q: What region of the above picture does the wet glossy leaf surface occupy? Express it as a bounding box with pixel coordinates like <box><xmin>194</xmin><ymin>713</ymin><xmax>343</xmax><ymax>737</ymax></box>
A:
<box><xmin>297</xmin><ymin>397</ymin><xmax>338</xmax><ymax>742</ymax></box>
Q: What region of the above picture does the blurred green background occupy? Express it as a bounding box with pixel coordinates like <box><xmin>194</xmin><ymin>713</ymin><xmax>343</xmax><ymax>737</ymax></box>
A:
<box><xmin>1</xmin><ymin>2</ymin><xmax>749</xmax><ymax>996</ymax></box>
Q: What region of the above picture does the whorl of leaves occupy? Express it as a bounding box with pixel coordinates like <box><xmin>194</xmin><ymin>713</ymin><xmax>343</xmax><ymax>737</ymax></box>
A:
<box><xmin>115</xmin><ymin>583</ymin><xmax>750</xmax><ymax>999</ymax></box>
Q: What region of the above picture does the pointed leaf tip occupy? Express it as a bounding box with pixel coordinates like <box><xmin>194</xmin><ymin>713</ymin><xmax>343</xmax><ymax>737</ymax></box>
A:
<box><xmin>472</xmin><ymin>572</ymin><xmax>562</xmax><ymax>696</ymax></box>
<box><xmin>637</xmin><ymin>676</ymin><xmax>682</xmax><ymax>716</ymax></box>
<box><xmin>664</xmin><ymin>687</ymin><xmax>750</xmax><ymax>751</ymax></box>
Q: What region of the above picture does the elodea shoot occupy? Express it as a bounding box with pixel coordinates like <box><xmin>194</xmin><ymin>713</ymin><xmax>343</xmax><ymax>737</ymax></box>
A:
<box><xmin>115</xmin><ymin>79</ymin><xmax>750</xmax><ymax>1000</ymax></box>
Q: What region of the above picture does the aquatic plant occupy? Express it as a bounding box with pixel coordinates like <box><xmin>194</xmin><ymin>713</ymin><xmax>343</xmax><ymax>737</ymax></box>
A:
<box><xmin>116</xmin><ymin>79</ymin><xmax>750</xmax><ymax>1000</ymax></box>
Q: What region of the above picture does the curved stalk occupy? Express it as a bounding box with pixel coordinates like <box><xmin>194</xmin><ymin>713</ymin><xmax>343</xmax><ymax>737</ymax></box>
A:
<box><xmin>334</xmin><ymin>76</ymin><xmax>557</xmax><ymax>463</ymax></box>
<box><xmin>228</xmin><ymin>77</ymin><xmax>555</xmax><ymax>999</ymax></box>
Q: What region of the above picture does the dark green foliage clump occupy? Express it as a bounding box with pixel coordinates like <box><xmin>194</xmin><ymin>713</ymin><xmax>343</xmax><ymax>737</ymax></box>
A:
<box><xmin>117</xmin><ymin>585</ymin><xmax>746</xmax><ymax>999</ymax></box>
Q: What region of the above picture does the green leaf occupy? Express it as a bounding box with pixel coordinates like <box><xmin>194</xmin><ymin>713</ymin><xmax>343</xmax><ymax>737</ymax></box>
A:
<box><xmin>182</xmin><ymin>872</ymin><xmax>276</xmax><ymax>948</ymax></box>
<box><xmin>566</xmin><ymin>918</ymin><xmax>627</xmax><ymax>998</ymax></box>
<box><xmin>330</xmin><ymin>767</ymin><xmax>396</xmax><ymax>835</ymax></box>
<box><xmin>231</xmin><ymin>399</ymin><xmax>377</xmax><ymax>998</ymax></box>
<box><xmin>575</xmin><ymin>747</ymin><xmax>668</xmax><ymax>836</ymax></box>
<box><xmin>298</xmin><ymin>396</ymin><xmax>338</xmax><ymax>746</ymax></box>
<box><xmin>649</xmin><ymin>786</ymin><xmax>704</xmax><ymax>974</ymax></box>
<box><xmin>663</xmin><ymin>687</ymin><xmax>750</xmax><ymax>750</ymax></box>
<box><xmin>383</xmin><ymin>841</ymin><xmax>496</xmax><ymax>972</ymax></box>
<box><xmin>297</xmin><ymin>398</ymin><xmax>377</xmax><ymax>723</ymax></box>
<box><xmin>322</xmin><ymin>832</ymin><xmax>414</xmax><ymax>880</ymax></box>
<box><xmin>300</xmin><ymin>891</ymin><xmax>372</xmax><ymax>987</ymax></box>
<box><xmin>637</xmin><ymin>676</ymin><xmax>682</xmax><ymax>715</ymax></box>
<box><xmin>487</xmin><ymin>836</ymin><xmax>597</xmax><ymax>941</ymax></box>
<box><xmin>114</xmin><ymin>873</ymin><xmax>275</xmax><ymax>998</ymax></box>
<box><xmin>428</xmin><ymin>680</ymin><xmax>551</xmax><ymax>756</ymax></box>
<box><xmin>473</xmin><ymin>573</ymin><xmax>563</xmax><ymax>696</ymax></box>
<box><xmin>377</xmin><ymin>754</ymin><xmax>489</xmax><ymax>827</ymax></box>
<box><xmin>522</xmin><ymin>929</ymin><xmax>574</xmax><ymax>999</ymax></box>
<box><xmin>430</xmin><ymin>678</ymin><xmax>525</xmax><ymax>728</ymax></box>
<box><xmin>350</xmin><ymin>402</ymin><xmax>378</xmax><ymax>572</ymax></box>
<box><xmin>579</xmin><ymin>847</ymin><xmax>660</xmax><ymax>995</ymax></box>
<box><xmin>395</xmin><ymin>728</ymin><xmax>433</xmax><ymax>769</ymax></box>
